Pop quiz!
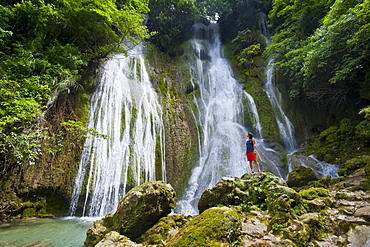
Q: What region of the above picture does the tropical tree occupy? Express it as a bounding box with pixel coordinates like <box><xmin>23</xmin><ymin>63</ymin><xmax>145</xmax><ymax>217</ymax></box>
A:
<box><xmin>147</xmin><ymin>0</ymin><xmax>200</xmax><ymax>52</ymax></box>
<box><xmin>0</xmin><ymin>0</ymin><xmax>150</xmax><ymax>175</ymax></box>
<box><xmin>267</xmin><ymin>0</ymin><xmax>370</xmax><ymax>106</ymax></box>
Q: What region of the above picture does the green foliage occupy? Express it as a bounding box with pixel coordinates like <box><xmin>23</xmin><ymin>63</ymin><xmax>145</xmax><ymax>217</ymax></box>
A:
<box><xmin>305</xmin><ymin>107</ymin><xmax>370</xmax><ymax>166</ymax></box>
<box><xmin>0</xmin><ymin>120</ymin><xmax>102</xmax><ymax>177</ymax></box>
<box><xmin>233</xmin><ymin>29</ymin><xmax>265</xmax><ymax>79</ymax></box>
<box><xmin>338</xmin><ymin>155</ymin><xmax>370</xmax><ymax>176</ymax></box>
<box><xmin>359</xmin><ymin>105</ymin><xmax>370</xmax><ymax>121</ymax></box>
<box><xmin>147</xmin><ymin>0</ymin><xmax>200</xmax><ymax>52</ymax></box>
<box><xmin>357</xmin><ymin>106</ymin><xmax>370</xmax><ymax>137</ymax></box>
<box><xmin>205</xmin><ymin>0</ymin><xmax>272</xmax><ymax>41</ymax></box>
<box><xmin>0</xmin><ymin>129</ymin><xmax>45</xmax><ymax>168</ymax></box>
<box><xmin>267</xmin><ymin>0</ymin><xmax>370</xmax><ymax>105</ymax></box>
<box><xmin>0</xmin><ymin>0</ymin><xmax>150</xmax><ymax>176</ymax></box>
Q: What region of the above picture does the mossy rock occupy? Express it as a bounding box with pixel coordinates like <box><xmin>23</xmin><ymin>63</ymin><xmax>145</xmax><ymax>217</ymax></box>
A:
<box><xmin>22</xmin><ymin>207</ymin><xmax>37</xmax><ymax>217</ymax></box>
<box><xmin>167</xmin><ymin>207</ymin><xmax>241</xmax><ymax>246</ymax></box>
<box><xmin>84</xmin><ymin>181</ymin><xmax>177</xmax><ymax>245</ymax></box>
<box><xmin>137</xmin><ymin>214</ymin><xmax>192</xmax><ymax>245</ymax></box>
<box><xmin>338</xmin><ymin>155</ymin><xmax>370</xmax><ymax>176</ymax></box>
<box><xmin>85</xmin><ymin>219</ymin><xmax>111</xmax><ymax>247</ymax></box>
<box><xmin>365</xmin><ymin>163</ymin><xmax>370</xmax><ymax>180</ymax></box>
<box><xmin>266</xmin><ymin>186</ymin><xmax>302</xmax><ymax>214</ymax></box>
<box><xmin>298</xmin><ymin>188</ymin><xmax>330</xmax><ymax>200</ymax></box>
<box><xmin>111</xmin><ymin>181</ymin><xmax>176</xmax><ymax>240</ymax></box>
<box><xmin>269</xmin><ymin>212</ymin><xmax>294</xmax><ymax>231</ymax></box>
<box><xmin>287</xmin><ymin>166</ymin><xmax>317</xmax><ymax>188</ymax></box>
<box><xmin>198</xmin><ymin>172</ymin><xmax>287</xmax><ymax>213</ymax></box>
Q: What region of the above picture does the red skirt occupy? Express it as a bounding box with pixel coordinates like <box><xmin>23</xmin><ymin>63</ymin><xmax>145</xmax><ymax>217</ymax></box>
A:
<box><xmin>246</xmin><ymin>151</ymin><xmax>257</xmax><ymax>161</ymax></box>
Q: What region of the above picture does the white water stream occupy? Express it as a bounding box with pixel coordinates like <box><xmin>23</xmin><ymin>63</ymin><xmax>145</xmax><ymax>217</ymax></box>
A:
<box><xmin>175</xmin><ymin>23</ymin><xmax>282</xmax><ymax>215</ymax></box>
<box><xmin>265</xmin><ymin>59</ymin><xmax>296</xmax><ymax>153</ymax></box>
<box><xmin>69</xmin><ymin>44</ymin><xmax>165</xmax><ymax>217</ymax></box>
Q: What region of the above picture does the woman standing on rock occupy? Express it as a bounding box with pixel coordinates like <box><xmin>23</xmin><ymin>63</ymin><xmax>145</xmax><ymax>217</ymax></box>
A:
<box><xmin>246</xmin><ymin>132</ymin><xmax>261</xmax><ymax>173</ymax></box>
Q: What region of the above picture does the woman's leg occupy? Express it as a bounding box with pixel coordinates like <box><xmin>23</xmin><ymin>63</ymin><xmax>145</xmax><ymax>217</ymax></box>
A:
<box><xmin>249</xmin><ymin>161</ymin><xmax>254</xmax><ymax>173</ymax></box>
<box><xmin>255</xmin><ymin>160</ymin><xmax>261</xmax><ymax>172</ymax></box>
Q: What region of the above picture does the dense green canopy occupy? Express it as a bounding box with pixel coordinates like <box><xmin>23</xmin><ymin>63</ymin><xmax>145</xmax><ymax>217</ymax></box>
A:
<box><xmin>267</xmin><ymin>0</ymin><xmax>370</xmax><ymax>105</ymax></box>
<box><xmin>0</xmin><ymin>0</ymin><xmax>150</xmax><ymax>173</ymax></box>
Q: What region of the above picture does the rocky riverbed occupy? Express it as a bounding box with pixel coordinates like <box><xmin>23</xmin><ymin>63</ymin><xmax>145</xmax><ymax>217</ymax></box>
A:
<box><xmin>85</xmin><ymin>166</ymin><xmax>370</xmax><ymax>246</ymax></box>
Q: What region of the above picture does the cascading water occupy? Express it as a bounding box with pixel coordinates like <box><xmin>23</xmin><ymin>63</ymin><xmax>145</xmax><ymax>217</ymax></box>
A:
<box><xmin>175</xmin><ymin>23</ymin><xmax>282</xmax><ymax>215</ymax></box>
<box><xmin>264</xmin><ymin>60</ymin><xmax>296</xmax><ymax>153</ymax></box>
<box><xmin>288</xmin><ymin>154</ymin><xmax>339</xmax><ymax>179</ymax></box>
<box><xmin>69</xmin><ymin>44</ymin><xmax>165</xmax><ymax>217</ymax></box>
<box><xmin>257</xmin><ymin>13</ymin><xmax>338</xmax><ymax>178</ymax></box>
<box><xmin>258</xmin><ymin>12</ymin><xmax>297</xmax><ymax>153</ymax></box>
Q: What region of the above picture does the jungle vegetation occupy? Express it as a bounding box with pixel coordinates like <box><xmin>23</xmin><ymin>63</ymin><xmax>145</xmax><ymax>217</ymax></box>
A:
<box><xmin>0</xmin><ymin>0</ymin><xmax>369</xmax><ymax>187</ymax></box>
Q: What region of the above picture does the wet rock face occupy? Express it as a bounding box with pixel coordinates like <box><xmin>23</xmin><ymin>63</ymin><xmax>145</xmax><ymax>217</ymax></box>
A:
<box><xmin>84</xmin><ymin>181</ymin><xmax>176</xmax><ymax>246</ymax></box>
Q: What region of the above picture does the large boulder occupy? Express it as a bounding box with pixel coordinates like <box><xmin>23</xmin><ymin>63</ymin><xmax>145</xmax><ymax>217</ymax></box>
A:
<box><xmin>198</xmin><ymin>172</ymin><xmax>287</xmax><ymax>213</ymax></box>
<box><xmin>111</xmin><ymin>181</ymin><xmax>176</xmax><ymax>239</ymax></box>
<box><xmin>287</xmin><ymin>166</ymin><xmax>317</xmax><ymax>188</ymax></box>
<box><xmin>85</xmin><ymin>181</ymin><xmax>176</xmax><ymax>246</ymax></box>
<box><xmin>167</xmin><ymin>207</ymin><xmax>242</xmax><ymax>246</ymax></box>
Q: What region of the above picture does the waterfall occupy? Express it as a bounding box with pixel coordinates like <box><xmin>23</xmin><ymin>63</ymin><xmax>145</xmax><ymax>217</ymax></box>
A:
<box><xmin>175</xmin><ymin>23</ymin><xmax>281</xmax><ymax>215</ymax></box>
<box><xmin>69</xmin><ymin>45</ymin><xmax>165</xmax><ymax>217</ymax></box>
<box><xmin>258</xmin><ymin>12</ymin><xmax>339</xmax><ymax>177</ymax></box>
<box><xmin>264</xmin><ymin>60</ymin><xmax>296</xmax><ymax>153</ymax></box>
<box><xmin>257</xmin><ymin>12</ymin><xmax>297</xmax><ymax>153</ymax></box>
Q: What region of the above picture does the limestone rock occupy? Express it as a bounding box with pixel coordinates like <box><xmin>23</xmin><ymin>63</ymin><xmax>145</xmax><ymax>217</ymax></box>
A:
<box><xmin>198</xmin><ymin>172</ymin><xmax>287</xmax><ymax>213</ymax></box>
<box><xmin>111</xmin><ymin>181</ymin><xmax>176</xmax><ymax>240</ymax></box>
<box><xmin>95</xmin><ymin>231</ymin><xmax>143</xmax><ymax>247</ymax></box>
<box><xmin>355</xmin><ymin>206</ymin><xmax>370</xmax><ymax>219</ymax></box>
<box><xmin>347</xmin><ymin>226</ymin><xmax>370</xmax><ymax>247</ymax></box>
<box><xmin>84</xmin><ymin>181</ymin><xmax>176</xmax><ymax>246</ymax></box>
<box><xmin>287</xmin><ymin>166</ymin><xmax>317</xmax><ymax>188</ymax></box>
<box><xmin>85</xmin><ymin>170</ymin><xmax>370</xmax><ymax>247</ymax></box>
<box><xmin>166</xmin><ymin>207</ymin><xmax>242</xmax><ymax>246</ymax></box>
<box><xmin>85</xmin><ymin>219</ymin><xmax>111</xmax><ymax>247</ymax></box>
<box><xmin>137</xmin><ymin>214</ymin><xmax>191</xmax><ymax>245</ymax></box>
<box><xmin>241</xmin><ymin>218</ymin><xmax>268</xmax><ymax>238</ymax></box>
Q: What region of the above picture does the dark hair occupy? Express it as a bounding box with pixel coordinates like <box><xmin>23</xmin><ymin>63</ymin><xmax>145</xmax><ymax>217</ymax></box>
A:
<box><xmin>248</xmin><ymin>132</ymin><xmax>254</xmax><ymax>138</ymax></box>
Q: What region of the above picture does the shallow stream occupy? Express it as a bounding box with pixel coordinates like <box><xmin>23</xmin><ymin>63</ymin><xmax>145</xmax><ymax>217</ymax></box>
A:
<box><xmin>0</xmin><ymin>217</ymin><xmax>95</xmax><ymax>247</ymax></box>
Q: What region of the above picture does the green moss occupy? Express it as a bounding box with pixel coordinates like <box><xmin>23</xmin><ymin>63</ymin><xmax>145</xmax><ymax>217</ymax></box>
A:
<box><xmin>305</xmin><ymin>118</ymin><xmax>370</xmax><ymax>165</ymax></box>
<box><xmin>167</xmin><ymin>207</ymin><xmax>241</xmax><ymax>246</ymax></box>
<box><xmin>155</xmin><ymin>135</ymin><xmax>164</xmax><ymax>181</ymax></box>
<box><xmin>298</xmin><ymin>188</ymin><xmax>329</xmax><ymax>200</ymax></box>
<box><xmin>287</xmin><ymin>166</ymin><xmax>317</xmax><ymax>188</ymax></box>
<box><xmin>338</xmin><ymin>155</ymin><xmax>370</xmax><ymax>176</ymax></box>
<box><xmin>270</xmin><ymin>212</ymin><xmax>293</xmax><ymax>231</ymax></box>
<box><xmin>137</xmin><ymin>214</ymin><xmax>191</xmax><ymax>245</ymax></box>
<box><xmin>120</xmin><ymin>107</ymin><xmax>126</xmax><ymax>140</ymax></box>
<box><xmin>22</xmin><ymin>207</ymin><xmax>37</xmax><ymax>217</ymax></box>
<box><xmin>243</xmin><ymin>81</ymin><xmax>281</xmax><ymax>142</ymax></box>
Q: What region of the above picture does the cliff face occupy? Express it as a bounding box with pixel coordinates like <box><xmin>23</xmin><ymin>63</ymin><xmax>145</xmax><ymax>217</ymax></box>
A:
<box><xmin>145</xmin><ymin>44</ymin><xmax>199</xmax><ymax>198</ymax></box>
<box><xmin>0</xmin><ymin>62</ymin><xmax>97</xmax><ymax>220</ymax></box>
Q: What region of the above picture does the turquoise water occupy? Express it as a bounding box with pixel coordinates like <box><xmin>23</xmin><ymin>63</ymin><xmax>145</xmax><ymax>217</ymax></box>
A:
<box><xmin>0</xmin><ymin>217</ymin><xmax>97</xmax><ymax>247</ymax></box>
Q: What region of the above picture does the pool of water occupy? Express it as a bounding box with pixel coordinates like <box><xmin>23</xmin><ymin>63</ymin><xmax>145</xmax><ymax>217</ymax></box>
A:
<box><xmin>0</xmin><ymin>217</ymin><xmax>99</xmax><ymax>247</ymax></box>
